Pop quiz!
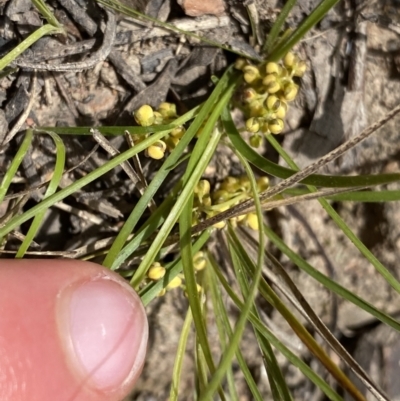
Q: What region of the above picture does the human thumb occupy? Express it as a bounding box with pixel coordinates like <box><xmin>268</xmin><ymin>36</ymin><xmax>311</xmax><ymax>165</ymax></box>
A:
<box><xmin>0</xmin><ymin>259</ymin><xmax>148</xmax><ymax>401</ymax></box>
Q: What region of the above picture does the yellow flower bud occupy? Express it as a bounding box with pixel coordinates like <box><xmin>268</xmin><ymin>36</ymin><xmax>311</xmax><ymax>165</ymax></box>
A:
<box><xmin>268</xmin><ymin>118</ymin><xmax>284</xmax><ymax>134</ymax></box>
<box><xmin>246</xmin><ymin>213</ymin><xmax>259</xmax><ymax>230</ymax></box>
<box><xmin>234</xmin><ymin>58</ymin><xmax>247</xmax><ymax>70</ymax></box>
<box><xmin>165</xmin><ymin>136</ymin><xmax>180</xmax><ymax>151</ymax></box>
<box><xmin>195</xmin><ymin>180</ymin><xmax>211</xmax><ymax>198</ymax></box>
<box><xmin>275</xmin><ymin>101</ymin><xmax>287</xmax><ymax>119</ymax></box>
<box><xmin>146</xmin><ymin>140</ymin><xmax>167</xmax><ymax>159</ymax></box>
<box><xmin>266</xmin><ymin>62</ymin><xmax>281</xmax><ymax>75</ymax></box>
<box><xmin>242</xmin><ymin>88</ymin><xmax>258</xmax><ymax>103</ymax></box>
<box><xmin>158</xmin><ymin>288</ymin><xmax>166</xmax><ymax>297</ymax></box>
<box><xmin>257</xmin><ymin>176</ymin><xmax>269</xmax><ymax>191</ymax></box>
<box><xmin>246</xmin><ymin>117</ymin><xmax>260</xmax><ymax>133</ymax></box>
<box><xmin>157</xmin><ymin>102</ymin><xmax>177</xmax><ymax>118</ymax></box>
<box><xmin>250</xmin><ymin>134</ymin><xmax>263</xmax><ymax>148</ymax></box>
<box><xmin>283</xmin><ymin>83</ymin><xmax>298</xmax><ymax>101</ymax></box>
<box><xmin>148</xmin><ymin>263</ymin><xmax>166</xmax><ymax>280</ymax></box>
<box><xmin>236</xmin><ymin>214</ymin><xmax>247</xmax><ymax>222</ymax></box>
<box><xmin>153</xmin><ymin>111</ymin><xmax>164</xmax><ymax>125</ymax></box>
<box><xmin>134</xmin><ymin>105</ymin><xmax>155</xmax><ymax>126</ymax></box>
<box><xmin>266</xmin><ymin>95</ymin><xmax>281</xmax><ymax>112</ymax></box>
<box><xmin>249</xmin><ymin>102</ymin><xmax>267</xmax><ymax>118</ymax></box>
<box><xmin>170</xmin><ymin>126</ymin><xmax>185</xmax><ymax>138</ymax></box>
<box><xmin>293</xmin><ymin>60</ymin><xmax>307</xmax><ymax>77</ymax></box>
<box><xmin>243</xmin><ymin>65</ymin><xmax>260</xmax><ymax>84</ymax></box>
<box><xmin>213</xmin><ymin>220</ymin><xmax>226</xmax><ymax>229</ymax></box>
<box><xmin>193</xmin><ymin>251</ymin><xmax>207</xmax><ymax>271</ymax></box>
<box><xmin>220</xmin><ymin>176</ymin><xmax>240</xmax><ymax>192</ymax></box>
<box><xmin>263</xmin><ymin>74</ymin><xmax>281</xmax><ymax>94</ymax></box>
<box><xmin>201</xmin><ymin>194</ymin><xmax>212</xmax><ymax>208</ymax></box>
<box><xmin>212</xmin><ymin>189</ymin><xmax>230</xmax><ymax>203</ymax></box>
<box><xmin>283</xmin><ymin>52</ymin><xmax>296</xmax><ymax>68</ymax></box>
<box><xmin>167</xmin><ymin>276</ymin><xmax>182</xmax><ymax>290</ymax></box>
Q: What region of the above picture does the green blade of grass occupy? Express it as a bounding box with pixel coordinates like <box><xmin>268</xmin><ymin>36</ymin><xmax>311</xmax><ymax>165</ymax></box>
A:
<box><xmin>283</xmin><ymin>188</ymin><xmax>400</xmax><ymax>202</ymax></box>
<box><xmin>180</xmin><ymin>189</ymin><xmax>224</xmax><ymax>400</ymax></box>
<box><xmin>206</xmin><ymin>261</ymin><xmax>239</xmax><ymax>401</ymax></box>
<box><xmin>268</xmin><ymin>0</ymin><xmax>341</xmax><ymax>61</ymax></box>
<box><xmin>16</xmin><ymin>132</ymin><xmax>65</xmax><ymax>258</ymax></box>
<box><xmin>129</xmin><ymin>71</ymin><xmax>239</xmax><ymax>288</ymax></box>
<box><xmin>169</xmin><ymin>307</ymin><xmax>193</xmax><ymax>401</ymax></box>
<box><xmin>227</xmin><ymin>232</ymin><xmax>293</xmax><ymax>401</ymax></box>
<box><xmin>223</xmin><ymin>109</ymin><xmax>400</xmax><ymax>188</ymax></box>
<box><xmin>0</xmin><ymin>131</ymin><xmax>33</xmax><ymax>205</ymax></box>
<box><xmin>206</xmin><ymin>254</ymin><xmax>264</xmax><ymax>401</ymax></box>
<box><xmin>38</xmin><ymin>105</ymin><xmax>200</xmax><ymax>135</ymax></box>
<box><xmin>210</xmin><ymin>258</ymin><xmax>346</xmax><ymax>401</ymax></box>
<box><xmin>0</xmin><ymin>24</ymin><xmax>64</xmax><ymax>71</ymax></box>
<box><xmin>228</xmin><ymin>230</ymin><xmax>366</xmax><ymax>401</ymax></box>
<box><xmin>267</xmin><ymin>132</ymin><xmax>400</xmax><ymax>296</ymax></box>
<box><xmin>263</xmin><ymin>223</ymin><xmax>400</xmax><ymax>332</ymax></box>
<box><xmin>198</xmin><ymin>151</ymin><xmax>265</xmax><ymax>401</ymax></box>
<box><xmin>104</xmin><ymin>68</ymin><xmax>237</xmax><ymax>271</ymax></box>
<box><xmin>31</xmin><ymin>0</ymin><xmax>62</xmax><ymax>28</ymax></box>
<box><xmin>263</xmin><ymin>0</ymin><xmax>297</xmax><ymax>53</ymax></box>
<box><xmin>0</xmin><ymin>129</ymin><xmax>170</xmax><ymax>238</ymax></box>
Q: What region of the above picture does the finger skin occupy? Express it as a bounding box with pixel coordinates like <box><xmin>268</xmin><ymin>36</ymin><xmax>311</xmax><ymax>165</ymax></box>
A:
<box><xmin>0</xmin><ymin>259</ymin><xmax>148</xmax><ymax>401</ymax></box>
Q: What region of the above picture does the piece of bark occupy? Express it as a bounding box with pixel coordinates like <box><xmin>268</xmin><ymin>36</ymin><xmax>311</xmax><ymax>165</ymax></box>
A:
<box><xmin>177</xmin><ymin>0</ymin><xmax>225</xmax><ymax>17</ymax></box>
<box><xmin>115</xmin><ymin>59</ymin><xmax>178</xmax><ymax>125</ymax></box>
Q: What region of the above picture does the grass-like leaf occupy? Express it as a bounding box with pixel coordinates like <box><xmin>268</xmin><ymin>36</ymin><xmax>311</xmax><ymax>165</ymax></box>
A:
<box><xmin>210</xmin><ymin>256</ymin><xmax>346</xmax><ymax>401</ymax></box>
<box><xmin>0</xmin><ymin>131</ymin><xmax>33</xmax><ymax>206</ymax></box>
<box><xmin>104</xmin><ymin>69</ymin><xmax>237</xmax><ymax>271</ymax></box>
<box><xmin>0</xmin><ymin>24</ymin><xmax>64</xmax><ymax>71</ymax></box>
<box><xmin>268</xmin><ymin>0</ymin><xmax>341</xmax><ymax>61</ymax></box>
<box><xmin>263</xmin><ymin>224</ymin><xmax>400</xmax><ymax>333</ymax></box>
<box><xmin>129</xmin><ymin>71</ymin><xmax>239</xmax><ymax>288</ymax></box>
<box><xmin>0</xmin><ymin>129</ymin><xmax>172</xmax><ymax>238</ymax></box>
<box><xmin>224</xmin><ymin>110</ymin><xmax>400</xmax><ymax>188</ymax></box>
<box><xmin>16</xmin><ymin>132</ymin><xmax>65</xmax><ymax>257</ymax></box>
<box><xmin>169</xmin><ymin>307</ymin><xmax>193</xmax><ymax>401</ymax></box>
<box><xmin>267</xmin><ymin>133</ymin><xmax>400</xmax><ymax>295</ymax></box>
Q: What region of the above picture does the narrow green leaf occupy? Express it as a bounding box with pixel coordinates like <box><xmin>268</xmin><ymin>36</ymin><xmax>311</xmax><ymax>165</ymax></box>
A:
<box><xmin>0</xmin><ymin>24</ymin><xmax>63</xmax><ymax>70</ymax></box>
<box><xmin>207</xmin><ymin>254</ymin><xmax>264</xmax><ymax>401</ymax></box>
<box><xmin>0</xmin><ymin>131</ymin><xmax>33</xmax><ymax>205</ymax></box>
<box><xmin>169</xmin><ymin>307</ymin><xmax>193</xmax><ymax>401</ymax></box>
<box><xmin>267</xmin><ymin>133</ymin><xmax>400</xmax><ymax>296</ymax></box>
<box><xmin>210</xmin><ymin>260</ymin><xmax>345</xmax><ymax>401</ymax></box>
<box><xmin>223</xmin><ymin>110</ymin><xmax>400</xmax><ymax>188</ymax></box>
<box><xmin>16</xmin><ymin>132</ymin><xmax>65</xmax><ymax>257</ymax></box>
<box><xmin>263</xmin><ymin>224</ymin><xmax>400</xmax><ymax>332</ymax></box>
<box><xmin>104</xmin><ymin>68</ymin><xmax>237</xmax><ymax>271</ymax></box>
<box><xmin>228</xmin><ymin>234</ymin><xmax>292</xmax><ymax>401</ymax></box>
<box><xmin>263</xmin><ymin>0</ymin><xmax>297</xmax><ymax>53</ymax></box>
<box><xmin>129</xmin><ymin>72</ymin><xmax>239</xmax><ymax>288</ymax></box>
<box><xmin>268</xmin><ymin>0</ymin><xmax>341</xmax><ymax>61</ymax></box>
<box><xmin>0</xmin><ymin>129</ymin><xmax>169</xmax><ymax>238</ymax></box>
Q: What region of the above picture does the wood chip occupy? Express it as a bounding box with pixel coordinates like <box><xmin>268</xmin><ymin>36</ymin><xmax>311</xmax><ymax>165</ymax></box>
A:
<box><xmin>177</xmin><ymin>0</ymin><xmax>225</xmax><ymax>17</ymax></box>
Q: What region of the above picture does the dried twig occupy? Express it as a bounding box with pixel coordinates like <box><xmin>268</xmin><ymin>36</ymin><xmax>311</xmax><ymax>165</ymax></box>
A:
<box><xmin>13</xmin><ymin>9</ymin><xmax>116</xmax><ymax>71</ymax></box>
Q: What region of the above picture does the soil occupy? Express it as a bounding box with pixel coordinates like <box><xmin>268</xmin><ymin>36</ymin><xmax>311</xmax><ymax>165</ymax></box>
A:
<box><xmin>1</xmin><ymin>0</ymin><xmax>400</xmax><ymax>400</ymax></box>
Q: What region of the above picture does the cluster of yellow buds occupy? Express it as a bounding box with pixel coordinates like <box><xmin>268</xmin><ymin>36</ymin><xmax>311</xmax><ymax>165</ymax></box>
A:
<box><xmin>234</xmin><ymin>52</ymin><xmax>306</xmax><ymax>147</ymax></box>
<box><xmin>193</xmin><ymin>175</ymin><xmax>269</xmax><ymax>230</ymax></box>
<box><xmin>146</xmin><ymin>261</ymin><xmax>182</xmax><ymax>297</ymax></box>
<box><xmin>147</xmin><ymin>252</ymin><xmax>206</xmax><ymax>297</ymax></box>
<box><xmin>133</xmin><ymin>103</ymin><xmax>185</xmax><ymax>159</ymax></box>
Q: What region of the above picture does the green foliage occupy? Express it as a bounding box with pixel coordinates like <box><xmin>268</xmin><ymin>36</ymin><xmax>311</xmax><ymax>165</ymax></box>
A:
<box><xmin>2</xmin><ymin>0</ymin><xmax>400</xmax><ymax>400</ymax></box>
